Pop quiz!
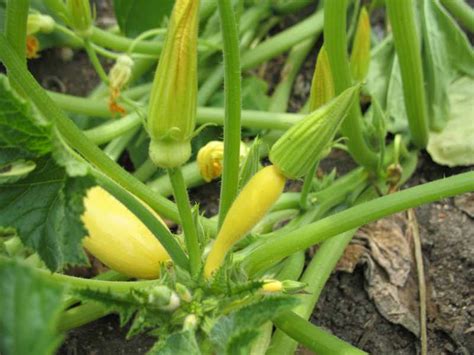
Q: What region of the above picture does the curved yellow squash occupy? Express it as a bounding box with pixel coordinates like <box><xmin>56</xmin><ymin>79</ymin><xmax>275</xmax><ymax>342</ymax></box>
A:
<box><xmin>81</xmin><ymin>187</ymin><xmax>170</xmax><ymax>279</ymax></box>
<box><xmin>204</xmin><ymin>165</ymin><xmax>286</xmax><ymax>277</ymax></box>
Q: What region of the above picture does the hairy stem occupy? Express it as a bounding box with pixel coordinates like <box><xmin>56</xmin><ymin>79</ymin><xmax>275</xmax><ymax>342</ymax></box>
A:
<box><xmin>386</xmin><ymin>0</ymin><xmax>429</xmax><ymax>147</ymax></box>
<box><xmin>216</xmin><ymin>0</ymin><xmax>242</xmax><ymax>227</ymax></box>
<box><xmin>324</xmin><ymin>0</ymin><xmax>378</xmax><ymax>170</ymax></box>
<box><xmin>168</xmin><ymin>168</ymin><xmax>202</xmax><ymax>277</ymax></box>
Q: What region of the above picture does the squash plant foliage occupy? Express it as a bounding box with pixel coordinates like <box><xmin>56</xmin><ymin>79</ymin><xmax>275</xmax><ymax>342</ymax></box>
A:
<box><xmin>0</xmin><ymin>0</ymin><xmax>473</xmax><ymax>354</ymax></box>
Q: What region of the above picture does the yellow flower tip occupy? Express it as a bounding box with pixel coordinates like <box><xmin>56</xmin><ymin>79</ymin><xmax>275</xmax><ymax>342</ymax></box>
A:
<box><xmin>262</xmin><ymin>280</ymin><xmax>283</xmax><ymax>293</ymax></box>
<box><xmin>81</xmin><ymin>186</ymin><xmax>170</xmax><ymax>279</ymax></box>
<box><xmin>26</xmin><ymin>35</ymin><xmax>40</xmax><ymax>59</ymax></box>
<box><xmin>197</xmin><ymin>141</ymin><xmax>249</xmax><ymax>182</ymax></box>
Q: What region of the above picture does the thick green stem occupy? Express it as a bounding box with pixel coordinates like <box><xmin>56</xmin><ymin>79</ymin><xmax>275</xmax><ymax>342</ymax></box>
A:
<box><xmin>94</xmin><ymin>170</ymin><xmax>190</xmax><ymax>271</ymax></box>
<box><xmin>268</xmin><ymin>37</ymin><xmax>316</xmax><ymax>113</ymax></box>
<box><xmin>5</xmin><ymin>0</ymin><xmax>29</xmax><ymax>91</ymax></box>
<box><xmin>268</xmin><ymin>230</ymin><xmax>356</xmax><ymax>355</ymax></box>
<box><xmin>386</xmin><ymin>0</ymin><xmax>429</xmax><ymax>148</ymax></box>
<box><xmin>324</xmin><ymin>0</ymin><xmax>378</xmax><ymax>170</ymax></box>
<box><xmin>0</xmin><ymin>35</ymin><xmax>217</xmax><ymax>235</ymax></box>
<box><xmin>90</xmin><ymin>27</ymin><xmax>163</xmax><ymax>55</ymax></box>
<box><xmin>58</xmin><ymin>302</ymin><xmax>110</xmax><ymax>331</ymax></box>
<box><xmin>28</xmin><ymin>263</ymin><xmax>159</xmax><ymax>293</ymax></box>
<box><xmin>149</xmin><ymin>162</ymin><xmax>203</xmax><ymax>197</ymax></box>
<box><xmin>216</xmin><ymin>0</ymin><xmax>242</xmax><ymax>228</ymax></box>
<box><xmin>273</xmin><ymin>311</ymin><xmax>367</xmax><ymax>355</ymax></box>
<box><xmin>440</xmin><ymin>0</ymin><xmax>474</xmax><ymax>33</ymax></box>
<box><xmin>48</xmin><ymin>91</ymin><xmax>304</xmax><ymax>133</ymax></box>
<box><xmin>243</xmin><ymin>171</ymin><xmax>474</xmax><ymax>275</ymax></box>
<box><xmin>133</xmin><ymin>159</ymin><xmax>157</xmax><ymax>182</ymax></box>
<box><xmin>167</xmin><ymin>168</ymin><xmax>202</xmax><ymax>277</ymax></box>
<box><xmin>83</xmin><ymin>39</ymin><xmax>110</xmax><ymax>84</ymax></box>
<box><xmin>242</xmin><ymin>11</ymin><xmax>323</xmax><ymax>70</ymax></box>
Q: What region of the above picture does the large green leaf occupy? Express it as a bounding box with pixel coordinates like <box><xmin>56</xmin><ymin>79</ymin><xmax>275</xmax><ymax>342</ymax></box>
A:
<box><xmin>366</xmin><ymin>38</ymin><xmax>408</xmax><ymax>133</ymax></box>
<box><xmin>113</xmin><ymin>0</ymin><xmax>174</xmax><ymax>37</ymax></box>
<box><xmin>421</xmin><ymin>0</ymin><xmax>474</xmax><ymax>131</ymax></box>
<box><xmin>427</xmin><ymin>76</ymin><xmax>474</xmax><ymax>167</ymax></box>
<box><xmin>0</xmin><ymin>258</ymin><xmax>65</xmax><ymax>355</ymax></box>
<box><xmin>0</xmin><ymin>158</ymin><xmax>92</xmax><ymax>271</ymax></box>
<box><xmin>210</xmin><ymin>296</ymin><xmax>298</xmax><ymax>354</ymax></box>
<box><xmin>0</xmin><ymin>75</ymin><xmax>52</xmax><ymax>165</ymax></box>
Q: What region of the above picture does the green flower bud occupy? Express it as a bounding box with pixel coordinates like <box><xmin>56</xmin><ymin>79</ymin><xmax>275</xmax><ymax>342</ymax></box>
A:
<box><xmin>147</xmin><ymin>0</ymin><xmax>200</xmax><ymax>168</ymax></box>
<box><xmin>66</xmin><ymin>0</ymin><xmax>93</xmax><ymax>38</ymax></box>
<box><xmin>350</xmin><ymin>7</ymin><xmax>371</xmax><ymax>81</ymax></box>
<box><xmin>183</xmin><ymin>314</ymin><xmax>198</xmax><ymax>331</ymax></box>
<box><xmin>269</xmin><ymin>85</ymin><xmax>360</xmax><ymax>179</ymax></box>
<box><xmin>308</xmin><ymin>45</ymin><xmax>334</xmax><ymax>112</ymax></box>
<box><xmin>27</xmin><ymin>14</ymin><xmax>55</xmax><ymax>36</ymax></box>
<box><xmin>175</xmin><ymin>283</ymin><xmax>193</xmax><ymax>303</ymax></box>
<box><xmin>148</xmin><ymin>285</ymin><xmax>180</xmax><ymax>311</ymax></box>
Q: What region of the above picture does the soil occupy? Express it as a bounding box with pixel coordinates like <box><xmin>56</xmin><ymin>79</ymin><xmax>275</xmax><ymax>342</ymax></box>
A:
<box><xmin>23</xmin><ymin>1</ymin><xmax>474</xmax><ymax>354</ymax></box>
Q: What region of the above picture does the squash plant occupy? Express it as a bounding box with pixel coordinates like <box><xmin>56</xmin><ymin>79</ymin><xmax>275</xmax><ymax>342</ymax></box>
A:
<box><xmin>0</xmin><ymin>0</ymin><xmax>473</xmax><ymax>354</ymax></box>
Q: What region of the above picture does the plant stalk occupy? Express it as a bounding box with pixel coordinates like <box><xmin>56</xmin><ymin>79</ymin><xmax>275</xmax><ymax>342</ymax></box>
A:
<box><xmin>324</xmin><ymin>0</ymin><xmax>378</xmax><ymax>170</ymax></box>
<box><xmin>216</xmin><ymin>0</ymin><xmax>242</xmax><ymax>228</ymax></box>
<box><xmin>385</xmin><ymin>0</ymin><xmax>429</xmax><ymax>147</ymax></box>
<box><xmin>167</xmin><ymin>168</ymin><xmax>202</xmax><ymax>277</ymax></box>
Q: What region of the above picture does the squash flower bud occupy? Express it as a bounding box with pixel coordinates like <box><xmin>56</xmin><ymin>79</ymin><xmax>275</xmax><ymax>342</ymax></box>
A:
<box><xmin>66</xmin><ymin>0</ymin><xmax>93</xmax><ymax>38</ymax></box>
<box><xmin>108</xmin><ymin>55</ymin><xmax>134</xmax><ymax>115</ymax></box>
<box><xmin>308</xmin><ymin>46</ymin><xmax>334</xmax><ymax>112</ymax></box>
<box><xmin>147</xmin><ymin>0</ymin><xmax>200</xmax><ymax>168</ymax></box>
<box><xmin>270</xmin><ymin>85</ymin><xmax>359</xmax><ymax>179</ymax></box>
<box><xmin>350</xmin><ymin>7</ymin><xmax>371</xmax><ymax>82</ymax></box>
<box><xmin>197</xmin><ymin>141</ymin><xmax>248</xmax><ymax>182</ymax></box>
<box><xmin>261</xmin><ymin>280</ymin><xmax>306</xmax><ymax>293</ymax></box>
<box><xmin>27</xmin><ymin>14</ymin><xmax>55</xmax><ymax>36</ymax></box>
<box><xmin>148</xmin><ymin>285</ymin><xmax>180</xmax><ymax>311</ymax></box>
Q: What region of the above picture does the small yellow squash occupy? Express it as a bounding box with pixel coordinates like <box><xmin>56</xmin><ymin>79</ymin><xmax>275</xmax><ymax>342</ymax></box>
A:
<box><xmin>81</xmin><ymin>186</ymin><xmax>170</xmax><ymax>279</ymax></box>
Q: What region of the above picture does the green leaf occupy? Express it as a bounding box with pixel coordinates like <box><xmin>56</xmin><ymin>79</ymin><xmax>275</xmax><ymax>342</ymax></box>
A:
<box><xmin>421</xmin><ymin>0</ymin><xmax>474</xmax><ymax>131</ymax></box>
<box><xmin>0</xmin><ymin>75</ymin><xmax>52</xmax><ymax>164</ymax></box>
<box><xmin>0</xmin><ymin>0</ymin><xmax>5</xmax><ymax>34</ymax></box>
<box><xmin>149</xmin><ymin>330</ymin><xmax>201</xmax><ymax>355</ymax></box>
<box><xmin>0</xmin><ymin>158</ymin><xmax>92</xmax><ymax>271</ymax></box>
<box><xmin>210</xmin><ymin>296</ymin><xmax>299</xmax><ymax>354</ymax></box>
<box><xmin>113</xmin><ymin>0</ymin><xmax>174</xmax><ymax>37</ymax></box>
<box><xmin>427</xmin><ymin>76</ymin><xmax>474</xmax><ymax>167</ymax></box>
<box><xmin>0</xmin><ymin>258</ymin><xmax>65</xmax><ymax>355</ymax></box>
<box><xmin>366</xmin><ymin>39</ymin><xmax>408</xmax><ymax>133</ymax></box>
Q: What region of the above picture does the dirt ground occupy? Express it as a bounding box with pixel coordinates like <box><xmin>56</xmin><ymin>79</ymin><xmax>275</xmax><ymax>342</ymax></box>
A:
<box><xmin>23</xmin><ymin>2</ymin><xmax>473</xmax><ymax>354</ymax></box>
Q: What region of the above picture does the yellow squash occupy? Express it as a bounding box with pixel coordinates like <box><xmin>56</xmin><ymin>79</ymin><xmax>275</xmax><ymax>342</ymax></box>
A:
<box><xmin>81</xmin><ymin>187</ymin><xmax>170</xmax><ymax>279</ymax></box>
<box><xmin>204</xmin><ymin>165</ymin><xmax>286</xmax><ymax>277</ymax></box>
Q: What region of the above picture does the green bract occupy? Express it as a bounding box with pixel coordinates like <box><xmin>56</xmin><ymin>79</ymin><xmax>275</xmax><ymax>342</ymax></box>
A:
<box><xmin>147</xmin><ymin>0</ymin><xmax>199</xmax><ymax>168</ymax></box>
<box><xmin>269</xmin><ymin>85</ymin><xmax>359</xmax><ymax>179</ymax></box>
